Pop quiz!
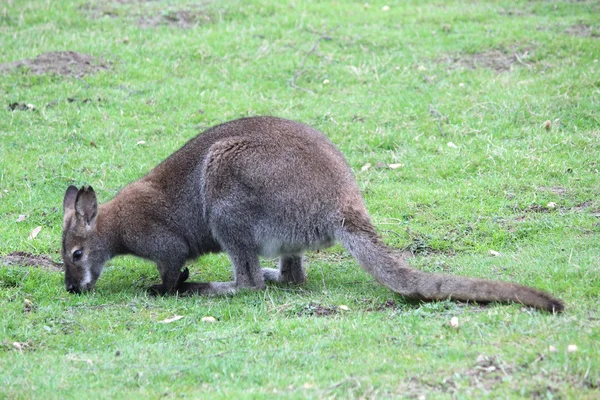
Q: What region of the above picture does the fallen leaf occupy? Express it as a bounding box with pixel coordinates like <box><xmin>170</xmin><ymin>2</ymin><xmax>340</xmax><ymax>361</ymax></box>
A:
<box><xmin>159</xmin><ymin>315</ymin><xmax>184</xmax><ymax>323</ymax></box>
<box><xmin>28</xmin><ymin>226</ymin><xmax>42</xmax><ymax>240</ymax></box>
<box><xmin>449</xmin><ymin>316</ymin><xmax>459</xmax><ymax>328</ymax></box>
<box><xmin>489</xmin><ymin>250</ymin><xmax>501</xmax><ymax>257</ymax></box>
<box><xmin>67</xmin><ymin>355</ymin><xmax>93</xmax><ymax>366</ymax></box>
<box><xmin>388</xmin><ymin>163</ymin><xmax>404</xmax><ymax>169</ymax></box>
<box><xmin>24</xmin><ymin>299</ymin><xmax>33</xmax><ymax>312</ymax></box>
<box><xmin>201</xmin><ymin>316</ymin><xmax>217</xmax><ymax>323</ymax></box>
<box><xmin>361</xmin><ymin>163</ymin><xmax>371</xmax><ymax>172</ymax></box>
<box><xmin>16</xmin><ymin>215</ymin><xmax>27</xmax><ymax>222</ymax></box>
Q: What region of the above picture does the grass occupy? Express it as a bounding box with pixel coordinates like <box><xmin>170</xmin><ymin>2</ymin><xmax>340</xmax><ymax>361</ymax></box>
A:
<box><xmin>1</xmin><ymin>0</ymin><xmax>599</xmax><ymax>398</ymax></box>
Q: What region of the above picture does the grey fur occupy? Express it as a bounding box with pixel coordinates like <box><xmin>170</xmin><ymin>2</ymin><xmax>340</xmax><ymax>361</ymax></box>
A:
<box><xmin>62</xmin><ymin>116</ymin><xmax>564</xmax><ymax>312</ymax></box>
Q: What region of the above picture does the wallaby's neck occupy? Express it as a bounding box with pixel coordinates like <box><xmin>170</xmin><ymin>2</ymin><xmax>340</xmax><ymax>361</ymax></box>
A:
<box><xmin>96</xmin><ymin>201</ymin><xmax>125</xmax><ymax>257</ymax></box>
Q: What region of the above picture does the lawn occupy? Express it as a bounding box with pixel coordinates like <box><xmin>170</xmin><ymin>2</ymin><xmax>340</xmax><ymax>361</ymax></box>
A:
<box><xmin>1</xmin><ymin>0</ymin><xmax>599</xmax><ymax>398</ymax></box>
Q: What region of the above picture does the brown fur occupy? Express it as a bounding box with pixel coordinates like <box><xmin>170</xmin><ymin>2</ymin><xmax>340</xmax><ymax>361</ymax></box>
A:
<box><xmin>62</xmin><ymin>116</ymin><xmax>564</xmax><ymax>312</ymax></box>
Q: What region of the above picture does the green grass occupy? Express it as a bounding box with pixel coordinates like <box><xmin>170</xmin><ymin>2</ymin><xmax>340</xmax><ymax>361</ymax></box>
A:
<box><xmin>1</xmin><ymin>0</ymin><xmax>599</xmax><ymax>398</ymax></box>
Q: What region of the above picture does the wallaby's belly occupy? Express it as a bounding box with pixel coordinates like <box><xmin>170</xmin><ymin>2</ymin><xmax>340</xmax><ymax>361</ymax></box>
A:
<box><xmin>259</xmin><ymin>237</ymin><xmax>335</xmax><ymax>258</ymax></box>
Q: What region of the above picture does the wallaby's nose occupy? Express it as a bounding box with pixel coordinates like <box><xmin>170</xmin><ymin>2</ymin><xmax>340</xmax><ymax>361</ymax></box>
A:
<box><xmin>66</xmin><ymin>284</ymin><xmax>81</xmax><ymax>294</ymax></box>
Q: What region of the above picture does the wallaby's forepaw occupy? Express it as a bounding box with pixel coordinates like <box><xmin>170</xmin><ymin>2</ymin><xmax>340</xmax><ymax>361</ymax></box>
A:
<box><xmin>148</xmin><ymin>268</ymin><xmax>191</xmax><ymax>296</ymax></box>
<box><xmin>177</xmin><ymin>267</ymin><xmax>190</xmax><ymax>286</ymax></box>
<box><xmin>148</xmin><ymin>283</ymin><xmax>168</xmax><ymax>296</ymax></box>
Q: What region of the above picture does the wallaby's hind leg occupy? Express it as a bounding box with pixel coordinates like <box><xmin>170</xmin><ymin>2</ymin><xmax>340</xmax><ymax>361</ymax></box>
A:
<box><xmin>263</xmin><ymin>255</ymin><xmax>306</xmax><ymax>284</ymax></box>
<box><xmin>228</xmin><ymin>246</ymin><xmax>266</xmax><ymax>289</ymax></box>
<box><xmin>176</xmin><ymin>248</ymin><xmax>265</xmax><ymax>296</ymax></box>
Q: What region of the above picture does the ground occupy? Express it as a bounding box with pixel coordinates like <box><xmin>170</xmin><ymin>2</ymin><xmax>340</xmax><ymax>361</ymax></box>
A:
<box><xmin>0</xmin><ymin>0</ymin><xmax>599</xmax><ymax>398</ymax></box>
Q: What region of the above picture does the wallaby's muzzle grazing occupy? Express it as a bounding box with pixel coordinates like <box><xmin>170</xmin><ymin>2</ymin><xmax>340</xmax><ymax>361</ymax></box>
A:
<box><xmin>61</xmin><ymin>116</ymin><xmax>564</xmax><ymax>312</ymax></box>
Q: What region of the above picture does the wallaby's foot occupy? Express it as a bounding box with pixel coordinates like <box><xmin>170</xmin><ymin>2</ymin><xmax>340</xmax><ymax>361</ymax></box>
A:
<box><xmin>262</xmin><ymin>267</ymin><xmax>306</xmax><ymax>284</ymax></box>
<box><xmin>263</xmin><ymin>254</ymin><xmax>306</xmax><ymax>284</ymax></box>
<box><xmin>176</xmin><ymin>281</ymin><xmax>238</xmax><ymax>296</ymax></box>
<box><xmin>176</xmin><ymin>280</ymin><xmax>270</xmax><ymax>296</ymax></box>
<box><xmin>148</xmin><ymin>267</ymin><xmax>190</xmax><ymax>296</ymax></box>
<box><xmin>262</xmin><ymin>268</ymin><xmax>282</xmax><ymax>283</ymax></box>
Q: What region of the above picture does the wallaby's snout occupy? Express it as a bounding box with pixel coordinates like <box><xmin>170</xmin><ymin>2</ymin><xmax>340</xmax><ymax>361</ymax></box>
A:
<box><xmin>64</xmin><ymin>261</ymin><xmax>96</xmax><ymax>294</ymax></box>
<box><xmin>65</xmin><ymin>280</ymin><xmax>93</xmax><ymax>294</ymax></box>
<box><xmin>66</xmin><ymin>282</ymin><xmax>82</xmax><ymax>294</ymax></box>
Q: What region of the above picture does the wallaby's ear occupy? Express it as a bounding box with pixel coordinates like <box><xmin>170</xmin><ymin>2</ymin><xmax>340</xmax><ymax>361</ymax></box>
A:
<box><xmin>75</xmin><ymin>186</ymin><xmax>98</xmax><ymax>228</ymax></box>
<box><xmin>63</xmin><ymin>185</ymin><xmax>79</xmax><ymax>214</ymax></box>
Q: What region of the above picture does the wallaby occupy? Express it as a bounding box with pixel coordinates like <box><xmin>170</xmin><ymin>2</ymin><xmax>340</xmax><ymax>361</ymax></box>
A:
<box><xmin>62</xmin><ymin>116</ymin><xmax>564</xmax><ymax>312</ymax></box>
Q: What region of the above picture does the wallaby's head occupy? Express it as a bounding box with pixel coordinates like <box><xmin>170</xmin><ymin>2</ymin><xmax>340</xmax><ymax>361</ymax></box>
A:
<box><xmin>62</xmin><ymin>185</ymin><xmax>107</xmax><ymax>294</ymax></box>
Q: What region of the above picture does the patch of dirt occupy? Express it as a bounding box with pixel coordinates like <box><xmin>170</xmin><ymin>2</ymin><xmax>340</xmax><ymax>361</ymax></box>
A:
<box><xmin>79</xmin><ymin>4</ymin><xmax>119</xmax><ymax>19</ymax></box>
<box><xmin>397</xmin><ymin>354</ymin><xmax>598</xmax><ymax>398</ymax></box>
<box><xmin>467</xmin><ymin>354</ymin><xmax>514</xmax><ymax>380</ymax></box>
<box><xmin>137</xmin><ymin>9</ymin><xmax>212</xmax><ymax>29</ymax></box>
<box><xmin>440</xmin><ymin>48</ymin><xmax>533</xmax><ymax>73</ymax></box>
<box><xmin>498</xmin><ymin>8</ymin><xmax>532</xmax><ymax>17</ymax></box>
<box><xmin>0</xmin><ymin>51</ymin><xmax>109</xmax><ymax>77</ymax></box>
<box><xmin>82</xmin><ymin>1</ymin><xmax>214</xmax><ymax>29</ymax></box>
<box><xmin>536</xmin><ymin>186</ymin><xmax>567</xmax><ymax>195</ymax></box>
<box><xmin>403</xmin><ymin>235</ymin><xmax>455</xmax><ymax>257</ymax></box>
<box><xmin>0</xmin><ymin>252</ymin><xmax>62</xmax><ymax>271</ymax></box>
<box><xmin>298</xmin><ymin>303</ymin><xmax>338</xmax><ymax>317</ymax></box>
<box><xmin>7</xmin><ymin>102</ymin><xmax>36</xmax><ymax>111</ymax></box>
<box><xmin>365</xmin><ymin>298</ymin><xmax>398</xmax><ymax>312</ymax></box>
<box><xmin>398</xmin><ymin>355</ymin><xmax>515</xmax><ymax>396</ymax></box>
<box><xmin>523</xmin><ymin>204</ymin><xmax>552</xmax><ymax>214</ymax></box>
<box><xmin>517</xmin><ymin>200</ymin><xmax>595</xmax><ymax>217</ymax></box>
<box><xmin>566</xmin><ymin>24</ymin><xmax>599</xmax><ymax>38</ymax></box>
<box><xmin>570</xmin><ymin>200</ymin><xmax>593</xmax><ymax>213</ymax></box>
<box><xmin>406</xmin><ymin>236</ymin><xmax>434</xmax><ymax>255</ymax></box>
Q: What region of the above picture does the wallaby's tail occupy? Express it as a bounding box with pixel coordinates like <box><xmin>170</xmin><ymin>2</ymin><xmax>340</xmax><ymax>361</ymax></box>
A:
<box><xmin>336</xmin><ymin>223</ymin><xmax>564</xmax><ymax>313</ymax></box>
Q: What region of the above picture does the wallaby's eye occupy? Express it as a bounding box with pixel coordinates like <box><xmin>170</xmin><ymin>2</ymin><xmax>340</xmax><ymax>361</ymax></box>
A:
<box><xmin>72</xmin><ymin>249</ymin><xmax>83</xmax><ymax>261</ymax></box>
